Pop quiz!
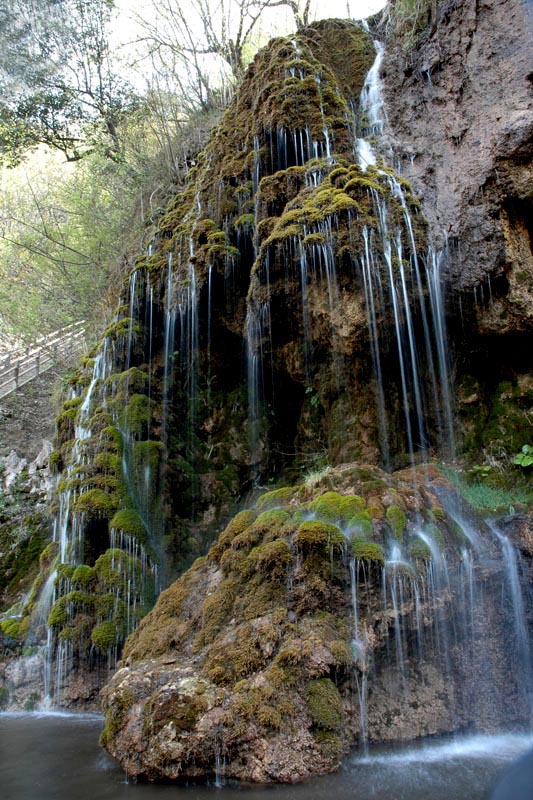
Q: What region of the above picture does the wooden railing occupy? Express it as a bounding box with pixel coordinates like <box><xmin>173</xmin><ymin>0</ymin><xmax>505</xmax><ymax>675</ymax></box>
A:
<box><xmin>0</xmin><ymin>321</ymin><xmax>87</xmax><ymax>400</ymax></box>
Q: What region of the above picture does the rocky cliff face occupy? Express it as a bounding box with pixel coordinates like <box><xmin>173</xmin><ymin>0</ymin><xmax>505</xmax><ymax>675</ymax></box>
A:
<box><xmin>381</xmin><ymin>0</ymin><xmax>533</xmax><ymax>305</ymax></box>
<box><xmin>380</xmin><ymin>0</ymin><xmax>533</xmax><ymax>461</ymax></box>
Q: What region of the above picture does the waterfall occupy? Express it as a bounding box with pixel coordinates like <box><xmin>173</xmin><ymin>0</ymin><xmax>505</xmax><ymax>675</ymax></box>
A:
<box><xmin>7</xmin><ymin>21</ymin><xmax>528</xmax><ymax>741</ymax></box>
<box><xmin>491</xmin><ymin>523</ymin><xmax>533</xmax><ymax>721</ymax></box>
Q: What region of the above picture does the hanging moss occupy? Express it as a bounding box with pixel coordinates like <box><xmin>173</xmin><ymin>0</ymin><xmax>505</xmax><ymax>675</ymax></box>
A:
<box><xmin>73</xmin><ymin>488</ymin><xmax>119</xmax><ymax>517</ymax></box>
<box><xmin>91</xmin><ymin>620</ymin><xmax>120</xmax><ymax>651</ymax></box>
<box><xmin>306</xmin><ymin>678</ymin><xmax>342</xmax><ymax>730</ymax></box>
<box><xmin>109</xmin><ymin>509</ymin><xmax>146</xmax><ymax>540</ymax></box>
<box><xmin>346</xmin><ymin>510</ymin><xmax>374</xmax><ymax>538</ymax></box>
<box><xmin>132</xmin><ymin>440</ymin><xmax>163</xmax><ymax>470</ymax></box>
<box><xmin>256</xmin><ymin>486</ymin><xmax>299</xmax><ymax>510</ymax></box>
<box><xmin>56</xmin><ymin>562</ymin><xmax>75</xmax><ymax>581</ymax></box>
<box><xmin>409</xmin><ymin>541</ymin><xmax>432</xmax><ymax>561</ymax></box>
<box><xmin>104</xmin><ymin>317</ymin><xmax>142</xmax><ymax>342</ymax></box>
<box><xmin>386</xmin><ymin>505</ymin><xmax>407</xmax><ymax>539</ymax></box>
<box><xmin>241</xmin><ymin>538</ymin><xmax>293</xmax><ymax>581</ymax></box>
<box><xmin>71</xmin><ymin>565</ymin><xmax>95</xmax><ymax>586</ymax></box>
<box><xmin>63</xmin><ymin>397</ymin><xmax>83</xmax><ymax>411</ymax></box>
<box><xmin>107</xmin><ymin>367</ymin><xmax>149</xmax><ymax>396</ymax></box>
<box><xmin>48</xmin><ymin>450</ymin><xmax>62</xmax><ymax>472</ymax></box>
<box><xmin>309</xmin><ymin>491</ymin><xmax>366</xmax><ymax>526</ymax></box>
<box><xmin>351</xmin><ymin>539</ymin><xmax>384</xmax><ymax>565</ymax></box>
<box><xmin>93</xmin><ymin>452</ymin><xmax>121</xmax><ymax>472</ymax></box>
<box><xmin>0</xmin><ymin>616</ymin><xmax>30</xmax><ymax>639</ymax></box>
<box><xmin>94</xmin><ymin>549</ymin><xmax>131</xmax><ymax>588</ymax></box>
<box><xmin>295</xmin><ymin>520</ymin><xmax>345</xmax><ymax>551</ymax></box>
<box><xmin>47</xmin><ymin>591</ymin><xmax>94</xmax><ymax>627</ymax></box>
<box><xmin>118</xmin><ymin>395</ymin><xmax>151</xmax><ymax>437</ymax></box>
<box><xmin>209</xmin><ymin>510</ymin><xmax>258</xmax><ymax>561</ymax></box>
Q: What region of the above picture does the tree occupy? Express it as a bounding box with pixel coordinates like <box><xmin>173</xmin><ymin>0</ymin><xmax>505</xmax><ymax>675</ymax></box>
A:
<box><xmin>0</xmin><ymin>0</ymin><xmax>139</xmax><ymax>164</ymax></box>
<box><xmin>134</xmin><ymin>0</ymin><xmax>316</xmax><ymax>114</ymax></box>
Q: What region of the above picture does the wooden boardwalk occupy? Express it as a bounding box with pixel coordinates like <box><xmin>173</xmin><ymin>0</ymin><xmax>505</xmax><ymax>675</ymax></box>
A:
<box><xmin>0</xmin><ymin>321</ymin><xmax>86</xmax><ymax>400</ymax></box>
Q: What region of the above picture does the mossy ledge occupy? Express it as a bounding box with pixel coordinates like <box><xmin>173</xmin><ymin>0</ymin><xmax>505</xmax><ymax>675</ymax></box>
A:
<box><xmin>101</xmin><ymin>462</ymin><xmax>463</xmax><ymax>784</ymax></box>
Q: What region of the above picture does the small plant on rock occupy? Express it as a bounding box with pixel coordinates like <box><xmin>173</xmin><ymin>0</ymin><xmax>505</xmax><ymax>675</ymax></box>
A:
<box><xmin>513</xmin><ymin>445</ymin><xmax>533</xmax><ymax>469</ymax></box>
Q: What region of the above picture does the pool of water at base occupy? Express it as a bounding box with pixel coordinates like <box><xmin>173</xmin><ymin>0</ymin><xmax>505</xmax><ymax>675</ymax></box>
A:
<box><xmin>1</xmin><ymin>712</ymin><xmax>532</xmax><ymax>800</ymax></box>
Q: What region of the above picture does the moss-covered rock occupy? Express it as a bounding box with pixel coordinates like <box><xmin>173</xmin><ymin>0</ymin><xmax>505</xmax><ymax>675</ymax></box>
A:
<box><xmin>351</xmin><ymin>539</ymin><xmax>385</xmax><ymax>565</ymax></box>
<box><xmin>73</xmin><ymin>488</ymin><xmax>119</xmax><ymax>517</ymax></box>
<box><xmin>295</xmin><ymin>520</ymin><xmax>345</xmax><ymax>551</ymax></box>
<box><xmin>306</xmin><ymin>677</ymin><xmax>343</xmax><ymax>730</ymax></box>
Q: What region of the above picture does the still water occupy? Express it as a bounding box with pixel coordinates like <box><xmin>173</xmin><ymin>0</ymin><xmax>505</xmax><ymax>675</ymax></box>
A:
<box><xmin>1</xmin><ymin>713</ymin><xmax>532</xmax><ymax>800</ymax></box>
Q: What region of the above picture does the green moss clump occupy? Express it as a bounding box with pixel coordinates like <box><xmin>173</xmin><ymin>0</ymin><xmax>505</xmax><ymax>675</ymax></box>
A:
<box><xmin>100</xmin><ymin>426</ymin><xmax>122</xmax><ymax>451</ymax></box>
<box><xmin>63</xmin><ymin>397</ymin><xmax>83</xmax><ymax>410</ymax></box>
<box><xmin>71</xmin><ymin>565</ymin><xmax>94</xmax><ymax>585</ymax></box>
<box><xmin>256</xmin><ymin>486</ymin><xmax>298</xmax><ymax>511</ymax></box>
<box><xmin>409</xmin><ymin>541</ymin><xmax>432</xmax><ymax>561</ymax></box>
<box><xmin>107</xmin><ymin>367</ymin><xmax>148</xmax><ymax>395</ymax></box>
<box><xmin>386</xmin><ymin>505</ymin><xmax>407</xmax><ymax>539</ymax></box>
<box><xmin>234</xmin><ymin>213</ymin><xmax>255</xmax><ymax>228</ymax></box>
<box><xmin>1</xmin><ymin>616</ymin><xmax>29</xmax><ymax>639</ymax></box>
<box><xmin>295</xmin><ymin>520</ymin><xmax>345</xmax><ymax>551</ymax></box>
<box><xmin>109</xmin><ymin>509</ymin><xmax>146</xmax><ymax>541</ymax></box>
<box><xmin>194</xmin><ymin>577</ymin><xmax>238</xmax><ymax>648</ymax></box>
<box><xmin>104</xmin><ymin>317</ymin><xmax>141</xmax><ymax>341</ymax></box>
<box><xmin>91</xmin><ymin>620</ymin><xmax>119</xmax><ymax>651</ymax></box>
<box><xmin>93</xmin><ymin>452</ymin><xmax>120</xmax><ymax>472</ymax></box>
<box><xmin>310</xmin><ymin>491</ymin><xmax>366</xmax><ymax>526</ymax></box>
<box><xmin>345</xmin><ymin>510</ymin><xmax>373</xmax><ymax>538</ymax></box>
<box><xmin>94</xmin><ymin>549</ymin><xmax>132</xmax><ymax>588</ymax></box>
<box><xmin>48</xmin><ymin>597</ymin><xmax>68</xmax><ymax>626</ymax></box>
<box><xmin>351</xmin><ymin>539</ymin><xmax>384</xmax><ymax>565</ymax></box>
<box><xmin>252</xmin><ymin>508</ymin><xmax>290</xmax><ymax>530</ymax></box>
<box><xmin>306</xmin><ymin>678</ymin><xmax>342</xmax><ymax>730</ymax></box>
<box><xmin>118</xmin><ymin>394</ymin><xmax>150</xmax><ymax>437</ymax></box>
<box><xmin>73</xmin><ymin>488</ymin><xmax>118</xmax><ymax>517</ymax></box>
<box><xmin>48</xmin><ymin>450</ymin><xmax>62</xmax><ymax>471</ymax></box>
<box><xmin>241</xmin><ymin>538</ymin><xmax>293</xmax><ymax>581</ymax></box>
<box><xmin>209</xmin><ymin>510</ymin><xmax>258</xmax><ymax>562</ymax></box>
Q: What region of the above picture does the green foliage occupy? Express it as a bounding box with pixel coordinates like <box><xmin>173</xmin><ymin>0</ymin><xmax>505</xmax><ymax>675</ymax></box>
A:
<box><xmin>466</xmin><ymin>464</ymin><xmax>493</xmax><ymax>481</ymax></box>
<box><xmin>439</xmin><ymin>464</ymin><xmax>533</xmax><ymax>511</ymax></box>
<box><xmin>0</xmin><ymin>0</ymin><xmax>139</xmax><ymax>165</ymax></box>
<box><xmin>513</xmin><ymin>445</ymin><xmax>533</xmax><ymax>469</ymax></box>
